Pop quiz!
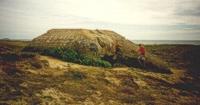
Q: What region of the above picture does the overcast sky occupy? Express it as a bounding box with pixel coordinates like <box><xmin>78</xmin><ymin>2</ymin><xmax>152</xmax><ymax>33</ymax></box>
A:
<box><xmin>0</xmin><ymin>0</ymin><xmax>200</xmax><ymax>40</ymax></box>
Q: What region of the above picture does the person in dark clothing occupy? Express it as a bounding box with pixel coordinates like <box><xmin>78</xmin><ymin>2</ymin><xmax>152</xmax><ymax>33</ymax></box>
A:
<box><xmin>113</xmin><ymin>44</ymin><xmax>122</xmax><ymax>63</ymax></box>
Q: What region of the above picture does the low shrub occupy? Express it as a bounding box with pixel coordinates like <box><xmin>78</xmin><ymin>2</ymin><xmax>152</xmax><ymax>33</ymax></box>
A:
<box><xmin>0</xmin><ymin>52</ymin><xmax>37</xmax><ymax>62</ymax></box>
<box><xmin>61</xmin><ymin>49</ymin><xmax>79</xmax><ymax>62</ymax></box>
<box><xmin>29</xmin><ymin>60</ymin><xmax>43</xmax><ymax>69</ymax></box>
<box><xmin>64</xmin><ymin>71</ymin><xmax>86</xmax><ymax>80</ymax></box>
<box><xmin>20</xmin><ymin>52</ymin><xmax>37</xmax><ymax>58</ymax></box>
<box><xmin>81</xmin><ymin>57</ymin><xmax>112</xmax><ymax>67</ymax></box>
<box><xmin>0</xmin><ymin>53</ymin><xmax>19</xmax><ymax>61</ymax></box>
<box><xmin>25</xmin><ymin>47</ymin><xmax>112</xmax><ymax>68</ymax></box>
<box><xmin>2</xmin><ymin>63</ymin><xmax>22</xmax><ymax>75</ymax></box>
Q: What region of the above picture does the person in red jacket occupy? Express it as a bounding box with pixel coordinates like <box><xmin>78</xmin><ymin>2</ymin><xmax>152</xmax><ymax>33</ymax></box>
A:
<box><xmin>137</xmin><ymin>44</ymin><xmax>146</xmax><ymax>67</ymax></box>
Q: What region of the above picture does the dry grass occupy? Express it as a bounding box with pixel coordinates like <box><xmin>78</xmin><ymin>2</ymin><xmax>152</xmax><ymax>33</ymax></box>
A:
<box><xmin>0</xmin><ymin>40</ymin><xmax>199</xmax><ymax>105</ymax></box>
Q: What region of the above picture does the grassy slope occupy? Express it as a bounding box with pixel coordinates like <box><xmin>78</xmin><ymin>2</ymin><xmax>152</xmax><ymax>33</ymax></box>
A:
<box><xmin>0</xmin><ymin>41</ymin><xmax>200</xmax><ymax>105</ymax></box>
<box><xmin>146</xmin><ymin>45</ymin><xmax>200</xmax><ymax>99</ymax></box>
<box><xmin>146</xmin><ymin>45</ymin><xmax>200</xmax><ymax>69</ymax></box>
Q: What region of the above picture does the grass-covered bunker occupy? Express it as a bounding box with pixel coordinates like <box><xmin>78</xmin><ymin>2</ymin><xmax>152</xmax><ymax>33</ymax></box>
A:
<box><xmin>26</xmin><ymin>29</ymin><xmax>171</xmax><ymax>73</ymax></box>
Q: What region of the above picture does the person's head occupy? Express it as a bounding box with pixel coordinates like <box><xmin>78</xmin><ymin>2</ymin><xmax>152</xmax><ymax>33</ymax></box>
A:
<box><xmin>138</xmin><ymin>44</ymin><xmax>144</xmax><ymax>47</ymax></box>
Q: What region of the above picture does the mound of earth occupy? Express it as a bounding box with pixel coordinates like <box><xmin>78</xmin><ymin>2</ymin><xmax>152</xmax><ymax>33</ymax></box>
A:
<box><xmin>29</xmin><ymin>29</ymin><xmax>135</xmax><ymax>56</ymax></box>
<box><xmin>28</xmin><ymin>29</ymin><xmax>171</xmax><ymax>73</ymax></box>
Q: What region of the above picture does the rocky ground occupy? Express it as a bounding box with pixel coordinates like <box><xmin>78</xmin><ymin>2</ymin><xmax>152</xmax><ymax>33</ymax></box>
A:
<box><xmin>0</xmin><ymin>40</ymin><xmax>200</xmax><ymax>105</ymax></box>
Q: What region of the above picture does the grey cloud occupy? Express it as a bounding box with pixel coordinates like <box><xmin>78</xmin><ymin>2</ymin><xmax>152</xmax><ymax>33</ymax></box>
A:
<box><xmin>175</xmin><ymin>0</ymin><xmax>200</xmax><ymax>16</ymax></box>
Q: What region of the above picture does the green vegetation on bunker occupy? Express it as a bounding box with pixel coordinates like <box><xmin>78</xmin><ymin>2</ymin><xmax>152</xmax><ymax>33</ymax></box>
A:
<box><xmin>23</xmin><ymin>47</ymin><xmax>112</xmax><ymax>68</ymax></box>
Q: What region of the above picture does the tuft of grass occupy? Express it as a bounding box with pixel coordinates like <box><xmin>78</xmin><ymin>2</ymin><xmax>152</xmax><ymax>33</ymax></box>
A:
<box><xmin>28</xmin><ymin>59</ymin><xmax>49</xmax><ymax>69</ymax></box>
<box><xmin>64</xmin><ymin>71</ymin><xmax>86</xmax><ymax>80</ymax></box>
<box><xmin>29</xmin><ymin>60</ymin><xmax>43</xmax><ymax>69</ymax></box>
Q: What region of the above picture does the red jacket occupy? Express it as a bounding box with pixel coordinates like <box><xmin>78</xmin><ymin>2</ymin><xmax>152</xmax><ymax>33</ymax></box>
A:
<box><xmin>138</xmin><ymin>46</ymin><xmax>145</xmax><ymax>56</ymax></box>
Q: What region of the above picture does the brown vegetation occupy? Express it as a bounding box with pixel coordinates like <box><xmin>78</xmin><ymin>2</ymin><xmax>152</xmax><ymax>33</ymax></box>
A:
<box><xmin>0</xmin><ymin>40</ymin><xmax>199</xmax><ymax>105</ymax></box>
